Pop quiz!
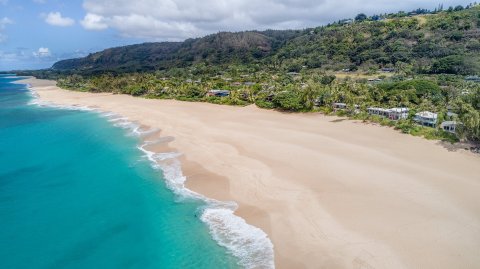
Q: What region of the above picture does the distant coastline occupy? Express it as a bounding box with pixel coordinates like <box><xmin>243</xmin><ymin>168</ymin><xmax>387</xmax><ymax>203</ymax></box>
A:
<box><xmin>18</xmin><ymin>77</ymin><xmax>480</xmax><ymax>269</ymax></box>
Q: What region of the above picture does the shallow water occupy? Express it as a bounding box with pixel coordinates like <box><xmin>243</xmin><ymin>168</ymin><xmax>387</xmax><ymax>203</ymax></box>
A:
<box><xmin>0</xmin><ymin>75</ymin><xmax>241</xmax><ymax>269</ymax></box>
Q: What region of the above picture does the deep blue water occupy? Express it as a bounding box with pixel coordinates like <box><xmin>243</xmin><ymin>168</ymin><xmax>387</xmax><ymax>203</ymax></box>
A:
<box><xmin>0</xmin><ymin>75</ymin><xmax>239</xmax><ymax>269</ymax></box>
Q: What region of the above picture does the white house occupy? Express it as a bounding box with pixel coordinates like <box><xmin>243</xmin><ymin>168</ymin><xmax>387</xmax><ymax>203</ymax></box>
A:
<box><xmin>333</xmin><ymin>103</ymin><xmax>347</xmax><ymax>111</ymax></box>
<box><xmin>414</xmin><ymin>111</ymin><xmax>438</xmax><ymax>127</ymax></box>
<box><xmin>368</xmin><ymin>107</ymin><xmax>409</xmax><ymax>120</ymax></box>
<box><xmin>388</xmin><ymin>108</ymin><xmax>409</xmax><ymax>120</ymax></box>
<box><xmin>441</xmin><ymin>121</ymin><xmax>457</xmax><ymax>134</ymax></box>
<box><xmin>207</xmin><ymin>89</ymin><xmax>230</xmax><ymax>97</ymax></box>
<box><xmin>367</xmin><ymin>107</ymin><xmax>390</xmax><ymax>117</ymax></box>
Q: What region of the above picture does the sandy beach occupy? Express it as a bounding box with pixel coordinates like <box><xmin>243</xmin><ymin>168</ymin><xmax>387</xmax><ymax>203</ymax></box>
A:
<box><xmin>18</xmin><ymin>77</ymin><xmax>480</xmax><ymax>269</ymax></box>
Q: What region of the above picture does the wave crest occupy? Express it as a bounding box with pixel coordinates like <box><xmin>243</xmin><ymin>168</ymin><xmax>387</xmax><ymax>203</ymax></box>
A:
<box><xmin>138</xmin><ymin>138</ymin><xmax>275</xmax><ymax>269</ymax></box>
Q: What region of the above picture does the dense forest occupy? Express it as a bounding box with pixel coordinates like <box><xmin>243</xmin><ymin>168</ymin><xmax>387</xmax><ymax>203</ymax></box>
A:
<box><xmin>50</xmin><ymin>30</ymin><xmax>302</xmax><ymax>74</ymax></box>
<box><xmin>14</xmin><ymin>4</ymin><xmax>480</xmax><ymax>144</ymax></box>
<box><xmin>277</xmin><ymin>5</ymin><xmax>480</xmax><ymax>75</ymax></box>
<box><xmin>44</xmin><ymin>4</ymin><xmax>480</xmax><ymax>76</ymax></box>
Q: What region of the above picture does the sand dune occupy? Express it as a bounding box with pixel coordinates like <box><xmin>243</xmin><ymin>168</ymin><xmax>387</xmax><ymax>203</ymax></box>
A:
<box><xmin>19</xmin><ymin>77</ymin><xmax>480</xmax><ymax>269</ymax></box>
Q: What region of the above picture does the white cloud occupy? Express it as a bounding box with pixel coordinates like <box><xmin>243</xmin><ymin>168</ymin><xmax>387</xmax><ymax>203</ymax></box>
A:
<box><xmin>0</xmin><ymin>17</ymin><xmax>12</xmax><ymax>43</ymax></box>
<box><xmin>80</xmin><ymin>13</ymin><xmax>108</xmax><ymax>30</ymax></box>
<box><xmin>0</xmin><ymin>17</ymin><xmax>12</xmax><ymax>28</ymax></box>
<box><xmin>33</xmin><ymin>47</ymin><xmax>51</xmax><ymax>57</ymax></box>
<box><xmin>45</xmin><ymin>12</ymin><xmax>75</xmax><ymax>27</ymax></box>
<box><xmin>81</xmin><ymin>0</ymin><xmax>474</xmax><ymax>41</ymax></box>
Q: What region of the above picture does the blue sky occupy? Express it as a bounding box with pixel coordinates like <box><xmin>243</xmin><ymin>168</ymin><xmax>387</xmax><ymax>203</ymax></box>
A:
<box><xmin>0</xmin><ymin>0</ymin><xmax>474</xmax><ymax>71</ymax></box>
<box><xmin>0</xmin><ymin>0</ymin><xmax>141</xmax><ymax>70</ymax></box>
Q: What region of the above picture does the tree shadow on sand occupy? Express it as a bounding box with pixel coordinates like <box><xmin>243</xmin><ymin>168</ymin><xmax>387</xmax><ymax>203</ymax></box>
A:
<box><xmin>330</xmin><ymin>118</ymin><xmax>348</xmax><ymax>123</ymax></box>
<box><xmin>436</xmin><ymin>140</ymin><xmax>480</xmax><ymax>154</ymax></box>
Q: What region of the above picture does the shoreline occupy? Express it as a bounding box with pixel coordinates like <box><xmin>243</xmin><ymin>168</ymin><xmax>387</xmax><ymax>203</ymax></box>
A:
<box><xmin>16</xmin><ymin>77</ymin><xmax>480</xmax><ymax>269</ymax></box>
<box><xmin>20</xmin><ymin>78</ymin><xmax>277</xmax><ymax>268</ymax></box>
<box><xmin>136</xmin><ymin>126</ymin><xmax>275</xmax><ymax>269</ymax></box>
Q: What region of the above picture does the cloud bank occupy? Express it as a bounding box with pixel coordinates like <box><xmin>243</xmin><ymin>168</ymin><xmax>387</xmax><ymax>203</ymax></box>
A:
<box><xmin>80</xmin><ymin>0</ymin><xmax>472</xmax><ymax>40</ymax></box>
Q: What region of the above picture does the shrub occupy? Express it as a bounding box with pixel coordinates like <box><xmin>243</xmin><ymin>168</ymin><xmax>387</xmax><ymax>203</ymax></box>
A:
<box><xmin>129</xmin><ymin>87</ymin><xmax>147</xmax><ymax>96</ymax></box>
<box><xmin>272</xmin><ymin>91</ymin><xmax>306</xmax><ymax>111</ymax></box>
<box><xmin>255</xmin><ymin>99</ymin><xmax>275</xmax><ymax>109</ymax></box>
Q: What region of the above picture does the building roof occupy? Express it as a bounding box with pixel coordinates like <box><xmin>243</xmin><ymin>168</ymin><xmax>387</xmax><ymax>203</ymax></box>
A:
<box><xmin>441</xmin><ymin>121</ymin><xmax>457</xmax><ymax>126</ymax></box>
<box><xmin>390</xmin><ymin>107</ymin><xmax>409</xmax><ymax>113</ymax></box>
<box><xmin>209</xmin><ymin>89</ymin><xmax>230</xmax><ymax>93</ymax></box>
<box><xmin>465</xmin><ymin>76</ymin><xmax>480</xmax><ymax>81</ymax></box>
<box><xmin>415</xmin><ymin>111</ymin><xmax>438</xmax><ymax>119</ymax></box>
<box><xmin>368</xmin><ymin>107</ymin><xmax>390</xmax><ymax>112</ymax></box>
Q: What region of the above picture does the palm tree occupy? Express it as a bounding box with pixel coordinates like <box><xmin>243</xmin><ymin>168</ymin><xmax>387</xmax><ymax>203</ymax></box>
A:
<box><xmin>300</xmin><ymin>80</ymin><xmax>320</xmax><ymax>109</ymax></box>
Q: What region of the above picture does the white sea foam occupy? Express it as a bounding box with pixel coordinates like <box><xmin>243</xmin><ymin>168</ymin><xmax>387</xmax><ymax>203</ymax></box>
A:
<box><xmin>108</xmin><ymin>117</ymin><xmax>129</xmax><ymax>123</ymax></box>
<box><xmin>25</xmin><ymin>84</ymin><xmax>275</xmax><ymax>268</ymax></box>
<box><xmin>138</xmin><ymin>140</ymin><xmax>275</xmax><ymax>269</ymax></box>
<box><xmin>27</xmin><ymin>86</ymin><xmax>95</xmax><ymax>112</ymax></box>
<box><xmin>28</xmin><ymin>98</ymin><xmax>95</xmax><ymax>111</ymax></box>
<box><xmin>201</xmin><ymin>208</ymin><xmax>275</xmax><ymax>269</ymax></box>
<box><xmin>100</xmin><ymin>111</ymin><xmax>117</xmax><ymax>117</ymax></box>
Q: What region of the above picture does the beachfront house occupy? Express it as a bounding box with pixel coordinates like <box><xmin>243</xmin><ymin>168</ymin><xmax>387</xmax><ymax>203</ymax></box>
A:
<box><xmin>441</xmin><ymin>121</ymin><xmax>457</xmax><ymax>134</ymax></box>
<box><xmin>388</xmin><ymin>108</ymin><xmax>409</xmax><ymax>120</ymax></box>
<box><xmin>367</xmin><ymin>107</ymin><xmax>390</xmax><ymax>117</ymax></box>
<box><xmin>465</xmin><ymin>76</ymin><xmax>480</xmax><ymax>83</ymax></box>
<box><xmin>333</xmin><ymin>102</ymin><xmax>347</xmax><ymax>111</ymax></box>
<box><xmin>381</xmin><ymin>68</ymin><xmax>395</xmax><ymax>73</ymax></box>
<box><xmin>368</xmin><ymin>107</ymin><xmax>409</xmax><ymax>120</ymax></box>
<box><xmin>414</xmin><ymin>111</ymin><xmax>438</xmax><ymax>128</ymax></box>
<box><xmin>287</xmin><ymin>71</ymin><xmax>300</xmax><ymax>75</ymax></box>
<box><xmin>207</xmin><ymin>89</ymin><xmax>230</xmax><ymax>97</ymax></box>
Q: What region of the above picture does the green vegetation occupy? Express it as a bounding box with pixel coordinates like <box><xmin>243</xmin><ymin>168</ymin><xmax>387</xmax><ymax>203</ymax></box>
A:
<box><xmin>52</xmin><ymin>69</ymin><xmax>480</xmax><ymax>142</ymax></box>
<box><xmin>277</xmin><ymin>5</ymin><xmax>480</xmax><ymax>75</ymax></box>
<box><xmin>14</xmin><ymin>4</ymin><xmax>480</xmax><ymax>144</ymax></box>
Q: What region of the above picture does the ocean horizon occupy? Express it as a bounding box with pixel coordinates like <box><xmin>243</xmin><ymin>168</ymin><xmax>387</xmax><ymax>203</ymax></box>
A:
<box><xmin>0</xmin><ymin>75</ymin><xmax>251</xmax><ymax>269</ymax></box>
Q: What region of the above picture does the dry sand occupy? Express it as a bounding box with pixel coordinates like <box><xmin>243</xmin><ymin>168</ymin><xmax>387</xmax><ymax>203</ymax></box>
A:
<box><xmin>18</xmin><ymin>77</ymin><xmax>480</xmax><ymax>269</ymax></box>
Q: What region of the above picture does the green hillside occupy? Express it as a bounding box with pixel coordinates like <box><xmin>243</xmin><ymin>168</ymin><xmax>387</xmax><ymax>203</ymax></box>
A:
<box><xmin>48</xmin><ymin>5</ymin><xmax>480</xmax><ymax>76</ymax></box>
<box><xmin>277</xmin><ymin>6</ymin><xmax>480</xmax><ymax>75</ymax></box>
<box><xmin>51</xmin><ymin>30</ymin><xmax>302</xmax><ymax>74</ymax></box>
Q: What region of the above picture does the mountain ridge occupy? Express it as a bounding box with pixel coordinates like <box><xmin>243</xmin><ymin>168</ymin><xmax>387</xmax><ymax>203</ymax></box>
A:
<box><xmin>41</xmin><ymin>4</ymin><xmax>480</xmax><ymax>77</ymax></box>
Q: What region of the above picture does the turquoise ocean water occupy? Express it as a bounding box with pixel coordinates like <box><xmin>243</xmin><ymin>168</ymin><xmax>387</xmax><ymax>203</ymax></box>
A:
<box><xmin>0</xmin><ymin>75</ymin><xmax>245</xmax><ymax>269</ymax></box>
